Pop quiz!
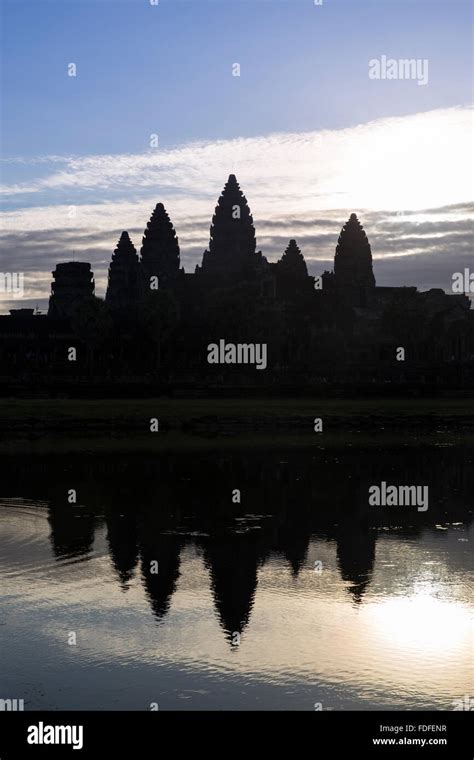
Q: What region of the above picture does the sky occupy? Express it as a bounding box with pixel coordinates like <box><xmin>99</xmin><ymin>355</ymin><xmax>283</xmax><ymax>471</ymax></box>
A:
<box><xmin>0</xmin><ymin>0</ymin><xmax>473</xmax><ymax>313</ymax></box>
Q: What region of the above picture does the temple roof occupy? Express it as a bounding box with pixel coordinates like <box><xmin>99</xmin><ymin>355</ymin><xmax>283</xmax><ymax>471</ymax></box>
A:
<box><xmin>111</xmin><ymin>231</ymin><xmax>139</xmax><ymax>263</ymax></box>
<box><xmin>140</xmin><ymin>203</ymin><xmax>180</xmax><ymax>281</ymax></box>
<box><xmin>200</xmin><ymin>174</ymin><xmax>259</xmax><ymax>275</ymax></box>
<box><xmin>334</xmin><ymin>213</ymin><xmax>375</xmax><ymax>288</ymax></box>
<box><xmin>278</xmin><ymin>239</ymin><xmax>308</xmax><ymax>277</ymax></box>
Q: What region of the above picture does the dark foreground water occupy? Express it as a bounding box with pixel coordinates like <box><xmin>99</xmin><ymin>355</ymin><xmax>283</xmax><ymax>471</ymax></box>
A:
<box><xmin>0</xmin><ymin>444</ymin><xmax>472</xmax><ymax>710</ymax></box>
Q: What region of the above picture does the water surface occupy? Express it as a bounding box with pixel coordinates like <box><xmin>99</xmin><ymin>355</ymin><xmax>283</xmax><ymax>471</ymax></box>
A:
<box><xmin>1</xmin><ymin>445</ymin><xmax>472</xmax><ymax>710</ymax></box>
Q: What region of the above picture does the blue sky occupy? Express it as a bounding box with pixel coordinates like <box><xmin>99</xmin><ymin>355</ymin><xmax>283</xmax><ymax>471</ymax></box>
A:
<box><xmin>2</xmin><ymin>0</ymin><xmax>472</xmax><ymax>159</ymax></box>
<box><xmin>0</xmin><ymin>0</ymin><xmax>473</xmax><ymax>311</ymax></box>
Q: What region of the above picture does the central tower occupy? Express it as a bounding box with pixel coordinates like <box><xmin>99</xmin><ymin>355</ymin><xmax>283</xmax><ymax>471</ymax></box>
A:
<box><xmin>334</xmin><ymin>213</ymin><xmax>375</xmax><ymax>289</ymax></box>
<box><xmin>332</xmin><ymin>213</ymin><xmax>376</xmax><ymax>306</ymax></box>
<box><xmin>197</xmin><ymin>174</ymin><xmax>266</xmax><ymax>279</ymax></box>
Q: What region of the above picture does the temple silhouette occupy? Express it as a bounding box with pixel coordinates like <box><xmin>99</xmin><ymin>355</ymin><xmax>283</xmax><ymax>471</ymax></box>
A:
<box><xmin>2</xmin><ymin>174</ymin><xmax>473</xmax><ymax>393</ymax></box>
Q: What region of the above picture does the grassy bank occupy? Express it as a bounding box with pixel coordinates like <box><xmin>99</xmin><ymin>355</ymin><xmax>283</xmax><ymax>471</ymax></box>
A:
<box><xmin>2</xmin><ymin>431</ymin><xmax>474</xmax><ymax>456</ymax></box>
<box><xmin>0</xmin><ymin>397</ymin><xmax>472</xmax><ymax>453</ymax></box>
<box><xmin>0</xmin><ymin>395</ymin><xmax>472</xmax><ymax>420</ymax></box>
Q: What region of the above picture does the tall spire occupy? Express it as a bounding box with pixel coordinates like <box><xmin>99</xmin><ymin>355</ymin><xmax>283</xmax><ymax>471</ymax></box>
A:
<box><xmin>334</xmin><ymin>213</ymin><xmax>375</xmax><ymax>289</ymax></box>
<box><xmin>140</xmin><ymin>203</ymin><xmax>180</xmax><ymax>291</ymax></box>
<box><xmin>106</xmin><ymin>231</ymin><xmax>139</xmax><ymax>313</ymax></box>
<box><xmin>277</xmin><ymin>239</ymin><xmax>308</xmax><ymax>278</ymax></box>
<box><xmin>199</xmin><ymin>174</ymin><xmax>263</xmax><ymax>276</ymax></box>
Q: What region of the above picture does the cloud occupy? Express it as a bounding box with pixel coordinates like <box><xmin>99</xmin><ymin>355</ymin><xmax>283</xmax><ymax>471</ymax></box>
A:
<box><xmin>2</xmin><ymin>105</ymin><xmax>472</xmax><ymax>208</ymax></box>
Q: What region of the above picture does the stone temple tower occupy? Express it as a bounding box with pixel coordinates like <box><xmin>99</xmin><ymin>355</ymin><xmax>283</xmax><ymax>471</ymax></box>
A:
<box><xmin>278</xmin><ymin>239</ymin><xmax>308</xmax><ymax>278</ymax></box>
<box><xmin>197</xmin><ymin>174</ymin><xmax>266</xmax><ymax>280</ymax></box>
<box><xmin>140</xmin><ymin>203</ymin><xmax>181</xmax><ymax>295</ymax></box>
<box><xmin>333</xmin><ymin>213</ymin><xmax>375</xmax><ymax>306</ymax></box>
<box><xmin>106</xmin><ymin>231</ymin><xmax>140</xmax><ymax>314</ymax></box>
<box><xmin>48</xmin><ymin>262</ymin><xmax>94</xmax><ymax>319</ymax></box>
<box><xmin>276</xmin><ymin>239</ymin><xmax>313</xmax><ymax>299</ymax></box>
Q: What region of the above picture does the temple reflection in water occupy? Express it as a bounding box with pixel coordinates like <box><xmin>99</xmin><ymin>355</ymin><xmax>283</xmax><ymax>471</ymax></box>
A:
<box><xmin>3</xmin><ymin>445</ymin><xmax>471</xmax><ymax>643</ymax></box>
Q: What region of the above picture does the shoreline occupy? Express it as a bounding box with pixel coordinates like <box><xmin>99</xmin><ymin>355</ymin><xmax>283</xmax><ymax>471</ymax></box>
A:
<box><xmin>1</xmin><ymin>397</ymin><xmax>472</xmax><ymax>453</ymax></box>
